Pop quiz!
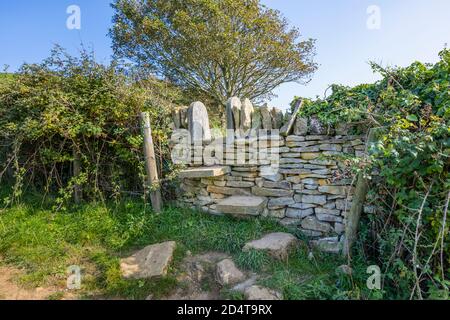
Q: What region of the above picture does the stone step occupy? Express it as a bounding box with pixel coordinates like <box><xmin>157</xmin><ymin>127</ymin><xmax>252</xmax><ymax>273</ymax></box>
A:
<box><xmin>179</xmin><ymin>166</ymin><xmax>231</xmax><ymax>178</ymax></box>
<box><xmin>216</xmin><ymin>196</ymin><xmax>267</xmax><ymax>216</ymax></box>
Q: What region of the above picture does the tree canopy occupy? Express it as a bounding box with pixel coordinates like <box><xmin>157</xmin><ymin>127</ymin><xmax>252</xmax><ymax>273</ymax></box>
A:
<box><xmin>110</xmin><ymin>0</ymin><xmax>317</xmax><ymax>105</ymax></box>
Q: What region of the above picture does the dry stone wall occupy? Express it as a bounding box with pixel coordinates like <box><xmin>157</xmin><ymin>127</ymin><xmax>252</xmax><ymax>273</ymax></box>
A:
<box><xmin>173</xmin><ymin>98</ymin><xmax>367</xmax><ymax>253</ymax></box>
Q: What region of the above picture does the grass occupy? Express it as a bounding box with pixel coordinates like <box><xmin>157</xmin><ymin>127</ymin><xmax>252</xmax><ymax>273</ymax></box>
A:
<box><xmin>0</xmin><ymin>188</ymin><xmax>372</xmax><ymax>300</ymax></box>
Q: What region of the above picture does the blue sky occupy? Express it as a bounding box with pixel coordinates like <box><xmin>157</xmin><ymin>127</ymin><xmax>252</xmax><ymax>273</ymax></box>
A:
<box><xmin>1</xmin><ymin>1</ymin><xmax>449</xmax><ymax>110</ymax></box>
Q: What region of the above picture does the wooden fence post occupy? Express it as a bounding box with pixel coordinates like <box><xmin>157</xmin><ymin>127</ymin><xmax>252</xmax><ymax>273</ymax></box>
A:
<box><xmin>343</xmin><ymin>128</ymin><xmax>379</xmax><ymax>258</ymax></box>
<box><xmin>73</xmin><ymin>147</ymin><xmax>82</xmax><ymax>204</ymax></box>
<box><xmin>140</xmin><ymin>112</ymin><xmax>163</xmax><ymax>213</ymax></box>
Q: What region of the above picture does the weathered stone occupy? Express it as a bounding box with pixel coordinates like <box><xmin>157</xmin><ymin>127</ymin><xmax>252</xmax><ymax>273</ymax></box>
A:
<box><xmin>286</xmin><ymin>208</ymin><xmax>314</xmax><ymax>219</ymax></box>
<box><xmin>319</xmin><ymin>144</ymin><xmax>343</xmax><ymax>152</ymax></box>
<box><xmin>334</xmin><ymin>223</ymin><xmax>345</xmax><ymax>235</ymax></box>
<box><xmin>316</xmin><ymin>213</ymin><xmax>343</xmax><ymax>223</ymax></box>
<box><xmin>301</xmin><ymin>153</ymin><xmax>321</xmax><ymax>160</ymax></box>
<box><xmin>294</xmin><ymin>116</ymin><xmax>308</xmax><ymax>135</ymax></box>
<box><xmin>226</xmin><ymin>176</ymin><xmax>243</xmax><ymax>181</ymax></box>
<box><xmin>260</xmin><ymin>104</ymin><xmax>273</xmax><ymax>130</ymax></box>
<box><xmin>196</xmin><ymin>195</ymin><xmax>214</xmax><ymax>206</ymax></box>
<box><xmin>286</xmin><ymin>135</ymin><xmax>306</xmax><ymax>142</ymax></box>
<box><xmin>251</xmin><ymin>107</ymin><xmax>262</xmax><ymax>131</ymax></box>
<box><xmin>289</xmin><ymin>203</ymin><xmax>316</xmax><ymax>210</ymax></box>
<box><xmin>312</xmin><ymin>169</ymin><xmax>331</xmax><ymax>175</ymax></box>
<box><xmin>271</xmin><ymin>107</ymin><xmax>284</xmax><ymax>129</ymax></box>
<box><xmin>318</xmin><ymin>185</ymin><xmax>353</xmax><ymax>196</ymax></box>
<box><xmin>310</xmin><ymin>237</ymin><xmax>341</xmax><ymax>254</ymax></box>
<box><xmin>281</xmin><ymin>153</ymin><xmax>302</xmax><ymax>158</ymax></box>
<box><xmin>287</xmin><ymin>141</ymin><xmax>318</xmax><ymax>148</ymax></box>
<box><xmin>268</xmin><ymin>208</ymin><xmax>286</xmax><ymax>219</ymax></box>
<box><xmin>210</xmin><ymin>193</ymin><xmax>226</xmax><ymax>200</ymax></box>
<box><xmin>268</xmin><ymin>197</ymin><xmax>295</xmax><ymax>208</ymax></box>
<box><xmin>227</xmin><ymin>181</ymin><xmax>255</xmax><ymax>188</ymax></box>
<box><xmin>244</xmin><ymin>286</ymin><xmax>282</xmax><ymax>300</ymax></box>
<box><xmin>213</xmin><ymin>180</ymin><xmax>227</xmax><ymax>187</ymax></box>
<box><xmin>241</xmin><ymin>98</ymin><xmax>254</xmax><ymax>133</ymax></box>
<box><xmin>231</xmin><ymin>171</ymin><xmax>259</xmax><ymax>178</ymax></box>
<box><xmin>315</xmin><ymin>208</ymin><xmax>341</xmax><ymax>216</ymax></box>
<box><xmin>243</xmin><ymin>232</ymin><xmax>297</xmax><ymax>260</ymax></box>
<box><xmin>280</xmin><ymin>158</ymin><xmax>307</xmax><ymax>164</ymax></box>
<box><xmin>309</xmin><ymin>116</ymin><xmax>327</xmax><ymax>135</ymax></box>
<box><xmin>179</xmin><ymin>166</ymin><xmax>231</xmax><ymax>179</ymax></box>
<box><xmin>305</xmin><ymin>135</ymin><xmax>328</xmax><ymax>141</ymax></box>
<box><xmin>302</xmin><ymin>195</ymin><xmax>327</xmax><ymax>205</ymax></box>
<box><xmin>298</xmin><ymin>173</ymin><xmax>328</xmax><ymax>179</ymax></box>
<box><xmin>232</xmin><ymin>166</ymin><xmax>258</xmax><ymax>172</ymax></box>
<box><xmin>252</xmin><ymin>187</ymin><xmax>294</xmax><ymax>197</ymax></box>
<box><xmin>279</xmin><ymin>218</ymin><xmax>302</xmax><ymax>227</ymax></box>
<box><xmin>308</xmin><ymin>159</ymin><xmax>336</xmax><ymax>166</ymax></box>
<box><xmin>263</xmin><ymin>180</ymin><xmax>291</xmax><ymax>190</ymax></box>
<box><xmin>336</xmin><ymin>264</ymin><xmax>353</xmax><ymax>275</ymax></box>
<box><xmin>172</xmin><ymin>107</ymin><xmax>182</xmax><ymax>129</ymax></box>
<box><xmin>299</xmin><ymin>229</ymin><xmax>323</xmax><ymax>237</ymax></box>
<box><xmin>301</xmin><ymin>217</ymin><xmax>332</xmax><ymax>233</ymax></box>
<box><xmin>207</xmin><ymin>185</ymin><xmax>251</xmax><ymax>196</ymax></box>
<box><xmin>297</xmin><ymin>189</ymin><xmax>321</xmax><ymax>195</ymax></box>
<box><xmin>280</xmin><ymin>99</ymin><xmax>302</xmax><ymax>136</ymax></box>
<box><xmin>216</xmin><ymin>196</ymin><xmax>267</xmax><ymax>216</ymax></box>
<box><xmin>260</xmin><ymin>171</ymin><xmax>283</xmax><ymax>183</ymax></box>
<box><xmin>216</xmin><ymin>259</ymin><xmax>246</xmax><ymax>286</ymax></box>
<box><xmin>279</xmin><ymin>169</ymin><xmax>311</xmax><ymax>175</ymax></box>
<box><xmin>120</xmin><ymin>241</ymin><xmax>176</xmax><ymax>279</ymax></box>
<box><xmin>188</xmin><ymin>101</ymin><xmax>212</xmax><ymax>144</ymax></box>
<box><xmin>231</xmin><ymin>275</ymin><xmax>259</xmax><ymax>293</ymax></box>
<box><xmin>279</xmin><ymin>164</ymin><xmax>304</xmax><ymax>170</ymax></box>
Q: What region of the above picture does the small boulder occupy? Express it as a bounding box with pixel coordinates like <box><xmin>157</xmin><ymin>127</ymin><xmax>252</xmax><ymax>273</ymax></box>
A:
<box><xmin>243</xmin><ymin>232</ymin><xmax>297</xmax><ymax>260</ymax></box>
<box><xmin>120</xmin><ymin>241</ymin><xmax>176</xmax><ymax>279</ymax></box>
<box><xmin>244</xmin><ymin>285</ymin><xmax>282</xmax><ymax>300</ymax></box>
<box><xmin>216</xmin><ymin>259</ymin><xmax>246</xmax><ymax>286</ymax></box>
<box><xmin>336</xmin><ymin>264</ymin><xmax>353</xmax><ymax>276</ymax></box>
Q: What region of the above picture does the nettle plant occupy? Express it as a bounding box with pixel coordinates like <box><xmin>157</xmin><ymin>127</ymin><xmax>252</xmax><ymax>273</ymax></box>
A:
<box><xmin>292</xmin><ymin>49</ymin><xmax>450</xmax><ymax>299</ymax></box>
<box><xmin>0</xmin><ymin>46</ymin><xmax>184</xmax><ymax>207</ymax></box>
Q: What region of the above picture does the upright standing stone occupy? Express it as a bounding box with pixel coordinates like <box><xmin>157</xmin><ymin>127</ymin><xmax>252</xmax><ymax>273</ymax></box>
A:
<box><xmin>172</xmin><ymin>106</ymin><xmax>189</xmax><ymax>129</ymax></box>
<box><xmin>260</xmin><ymin>104</ymin><xmax>273</xmax><ymax>130</ymax></box>
<box><xmin>226</xmin><ymin>97</ymin><xmax>241</xmax><ymax>131</ymax></box>
<box><xmin>251</xmin><ymin>107</ymin><xmax>262</xmax><ymax>132</ymax></box>
<box><xmin>188</xmin><ymin>101</ymin><xmax>212</xmax><ymax>144</ymax></box>
<box><xmin>294</xmin><ymin>116</ymin><xmax>308</xmax><ymax>135</ymax></box>
<box><xmin>241</xmin><ymin>98</ymin><xmax>254</xmax><ymax>133</ymax></box>
<box><xmin>280</xmin><ymin>99</ymin><xmax>303</xmax><ymax>136</ymax></box>
<box><xmin>172</xmin><ymin>109</ymin><xmax>182</xmax><ymax>129</ymax></box>
<box><xmin>271</xmin><ymin>108</ymin><xmax>284</xmax><ymax>129</ymax></box>
<box><xmin>309</xmin><ymin>116</ymin><xmax>327</xmax><ymax>135</ymax></box>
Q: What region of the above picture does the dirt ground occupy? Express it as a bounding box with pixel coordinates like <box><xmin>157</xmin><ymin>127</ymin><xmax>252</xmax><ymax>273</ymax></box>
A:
<box><xmin>0</xmin><ymin>265</ymin><xmax>75</xmax><ymax>300</ymax></box>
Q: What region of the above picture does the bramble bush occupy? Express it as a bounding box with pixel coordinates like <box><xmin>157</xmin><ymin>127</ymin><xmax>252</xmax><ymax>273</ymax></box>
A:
<box><xmin>292</xmin><ymin>49</ymin><xmax>449</xmax><ymax>299</ymax></box>
<box><xmin>0</xmin><ymin>46</ymin><xmax>185</xmax><ymax>207</ymax></box>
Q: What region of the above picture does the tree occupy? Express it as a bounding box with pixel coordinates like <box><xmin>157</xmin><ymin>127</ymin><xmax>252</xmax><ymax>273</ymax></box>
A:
<box><xmin>110</xmin><ymin>0</ymin><xmax>317</xmax><ymax>106</ymax></box>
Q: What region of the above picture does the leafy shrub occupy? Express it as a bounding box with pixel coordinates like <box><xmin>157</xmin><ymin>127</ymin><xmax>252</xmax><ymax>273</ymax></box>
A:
<box><xmin>0</xmin><ymin>46</ymin><xmax>184</xmax><ymax>206</ymax></box>
<box><xmin>292</xmin><ymin>49</ymin><xmax>450</xmax><ymax>299</ymax></box>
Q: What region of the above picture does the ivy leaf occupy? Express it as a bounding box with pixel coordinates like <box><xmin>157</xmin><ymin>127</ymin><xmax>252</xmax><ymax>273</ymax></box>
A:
<box><xmin>406</xmin><ymin>114</ymin><xmax>419</xmax><ymax>122</ymax></box>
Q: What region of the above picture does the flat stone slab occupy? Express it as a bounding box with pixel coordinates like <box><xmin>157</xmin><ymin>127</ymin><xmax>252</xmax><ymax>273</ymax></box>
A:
<box><xmin>179</xmin><ymin>166</ymin><xmax>231</xmax><ymax>179</ymax></box>
<box><xmin>216</xmin><ymin>259</ymin><xmax>246</xmax><ymax>286</ymax></box>
<box><xmin>216</xmin><ymin>196</ymin><xmax>267</xmax><ymax>216</ymax></box>
<box><xmin>120</xmin><ymin>241</ymin><xmax>176</xmax><ymax>279</ymax></box>
<box><xmin>244</xmin><ymin>285</ymin><xmax>282</xmax><ymax>300</ymax></box>
<box><xmin>243</xmin><ymin>232</ymin><xmax>297</xmax><ymax>260</ymax></box>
